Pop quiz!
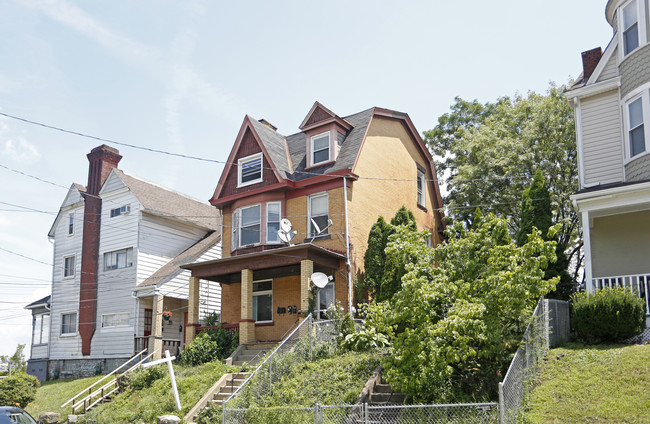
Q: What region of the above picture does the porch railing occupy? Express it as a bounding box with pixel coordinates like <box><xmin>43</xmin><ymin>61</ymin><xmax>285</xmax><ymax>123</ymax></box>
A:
<box><xmin>134</xmin><ymin>337</ymin><xmax>183</xmax><ymax>356</ymax></box>
<box><xmin>593</xmin><ymin>273</ymin><xmax>650</xmax><ymax>315</ymax></box>
<box><xmin>196</xmin><ymin>323</ymin><xmax>240</xmax><ymax>336</ymax></box>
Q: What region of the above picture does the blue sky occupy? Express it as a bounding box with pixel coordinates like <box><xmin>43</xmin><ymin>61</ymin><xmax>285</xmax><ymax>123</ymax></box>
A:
<box><xmin>0</xmin><ymin>0</ymin><xmax>613</xmax><ymax>357</ymax></box>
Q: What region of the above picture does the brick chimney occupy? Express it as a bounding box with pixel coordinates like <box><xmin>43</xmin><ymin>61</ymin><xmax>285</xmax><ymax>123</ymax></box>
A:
<box><xmin>581</xmin><ymin>47</ymin><xmax>603</xmax><ymax>83</ymax></box>
<box><xmin>79</xmin><ymin>145</ymin><xmax>122</xmax><ymax>356</ymax></box>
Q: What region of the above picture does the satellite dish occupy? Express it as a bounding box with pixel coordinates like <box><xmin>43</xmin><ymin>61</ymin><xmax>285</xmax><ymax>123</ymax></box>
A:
<box><xmin>280</xmin><ymin>218</ymin><xmax>293</xmax><ymax>232</ymax></box>
<box><xmin>310</xmin><ymin>272</ymin><xmax>332</xmax><ymax>289</ymax></box>
<box><xmin>278</xmin><ymin>230</ymin><xmax>293</xmax><ymax>244</ymax></box>
<box><xmin>310</xmin><ymin>218</ymin><xmax>321</xmax><ymax>235</ymax></box>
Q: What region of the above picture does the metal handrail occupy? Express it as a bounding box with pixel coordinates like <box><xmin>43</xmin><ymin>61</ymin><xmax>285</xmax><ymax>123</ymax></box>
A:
<box><xmin>61</xmin><ymin>348</ymin><xmax>148</xmax><ymax>408</ymax></box>
<box><xmin>223</xmin><ymin>315</ymin><xmax>312</xmax><ymax>407</ymax></box>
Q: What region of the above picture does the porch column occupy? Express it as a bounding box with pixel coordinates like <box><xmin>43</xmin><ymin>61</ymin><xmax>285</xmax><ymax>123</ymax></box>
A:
<box><xmin>300</xmin><ymin>260</ymin><xmax>313</xmax><ymax>317</ymax></box>
<box><xmin>149</xmin><ymin>292</ymin><xmax>164</xmax><ymax>360</ymax></box>
<box><xmin>239</xmin><ymin>269</ymin><xmax>255</xmax><ymax>345</ymax></box>
<box><xmin>581</xmin><ymin>210</ymin><xmax>593</xmax><ymax>292</ymax></box>
<box><xmin>185</xmin><ymin>277</ymin><xmax>200</xmax><ymax>346</ymax></box>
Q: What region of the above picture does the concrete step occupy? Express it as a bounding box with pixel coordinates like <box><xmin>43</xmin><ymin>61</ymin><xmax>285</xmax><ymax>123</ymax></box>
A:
<box><xmin>370</xmin><ymin>392</ymin><xmax>406</xmax><ymax>404</ymax></box>
<box><xmin>374</xmin><ymin>384</ymin><xmax>392</xmax><ymax>393</ymax></box>
<box><xmin>244</xmin><ymin>342</ymin><xmax>277</xmax><ymax>350</ymax></box>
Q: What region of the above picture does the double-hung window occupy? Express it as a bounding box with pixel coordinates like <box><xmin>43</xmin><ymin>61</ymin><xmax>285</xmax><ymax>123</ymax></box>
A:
<box><xmin>628</xmin><ymin>96</ymin><xmax>646</xmax><ymax>157</ymax></box>
<box><xmin>68</xmin><ymin>213</ymin><xmax>74</xmax><ymax>235</ymax></box>
<box><xmin>110</xmin><ymin>205</ymin><xmax>130</xmax><ymax>217</ymax></box>
<box><xmin>61</xmin><ymin>312</ymin><xmax>77</xmax><ymax>336</ymax></box>
<box><xmin>32</xmin><ymin>314</ymin><xmax>50</xmax><ymax>345</ymax></box>
<box><xmin>102</xmin><ymin>312</ymin><xmax>130</xmax><ymax>328</ymax></box>
<box><xmin>308</xmin><ymin>193</ymin><xmax>329</xmax><ymax>238</ymax></box>
<box><xmin>266</xmin><ymin>202</ymin><xmax>281</xmax><ymax>243</ymax></box>
<box><xmin>311</xmin><ymin>132</ymin><xmax>330</xmax><ymax>166</ymax></box>
<box><xmin>622</xmin><ymin>0</ymin><xmax>640</xmax><ymax>56</ymax></box>
<box><xmin>238</xmin><ymin>153</ymin><xmax>263</xmax><ymax>187</ymax></box>
<box><xmin>240</xmin><ymin>204</ymin><xmax>261</xmax><ymax>246</ymax></box>
<box><xmin>64</xmin><ymin>255</ymin><xmax>75</xmax><ymax>278</ymax></box>
<box><xmin>417</xmin><ymin>167</ymin><xmax>426</xmax><ymax>208</ymax></box>
<box><xmin>252</xmin><ymin>280</ymin><xmax>273</xmax><ymax>322</ymax></box>
<box><xmin>104</xmin><ymin>248</ymin><xmax>133</xmax><ymax>271</ymax></box>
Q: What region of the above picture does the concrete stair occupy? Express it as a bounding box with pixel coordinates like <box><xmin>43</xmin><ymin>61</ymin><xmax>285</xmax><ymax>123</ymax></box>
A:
<box><xmin>230</xmin><ymin>342</ymin><xmax>277</xmax><ymax>366</ymax></box>
<box><xmin>369</xmin><ymin>381</ymin><xmax>407</xmax><ymax>405</ymax></box>
<box><xmin>184</xmin><ymin>372</ymin><xmax>250</xmax><ymax>424</ymax></box>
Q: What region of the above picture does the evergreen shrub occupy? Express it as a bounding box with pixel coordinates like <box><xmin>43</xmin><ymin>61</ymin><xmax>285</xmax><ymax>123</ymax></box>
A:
<box><xmin>0</xmin><ymin>373</ymin><xmax>40</xmax><ymax>407</ymax></box>
<box><xmin>572</xmin><ymin>287</ymin><xmax>646</xmax><ymax>343</ymax></box>
<box><xmin>180</xmin><ymin>326</ymin><xmax>239</xmax><ymax>365</ymax></box>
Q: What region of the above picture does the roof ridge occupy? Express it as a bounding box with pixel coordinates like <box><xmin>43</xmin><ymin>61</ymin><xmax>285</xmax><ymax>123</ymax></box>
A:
<box><xmin>114</xmin><ymin>169</ymin><xmax>211</xmax><ymax>206</ymax></box>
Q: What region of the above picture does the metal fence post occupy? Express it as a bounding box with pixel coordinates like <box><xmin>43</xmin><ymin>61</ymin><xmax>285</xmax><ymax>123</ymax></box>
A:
<box><xmin>498</xmin><ymin>382</ymin><xmax>505</xmax><ymax>424</ymax></box>
<box><xmin>309</xmin><ymin>315</ymin><xmax>313</xmax><ymax>361</ymax></box>
<box><xmin>269</xmin><ymin>355</ymin><xmax>273</xmax><ymax>394</ymax></box>
<box><xmin>364</xmin><ymin>402</ymin><xmax>369</xmax><ymax>424</ymax></box>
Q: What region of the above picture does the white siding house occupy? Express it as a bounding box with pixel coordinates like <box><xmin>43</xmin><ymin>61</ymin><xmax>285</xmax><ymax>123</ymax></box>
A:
<box><xmin>27</xmin><ymin>146</ymin><xmax>222</xmax><ymax>379</ymax></box>
<box><xmin>567</xmin><ymin>0</ymin><xmax>650</xmax><ymax>326</ymax></box>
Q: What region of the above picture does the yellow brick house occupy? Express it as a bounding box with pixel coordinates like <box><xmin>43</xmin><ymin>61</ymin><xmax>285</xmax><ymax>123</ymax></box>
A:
<box><xmin>183</xmin><ymin>102</ymin><xmax>444</xmax><ymax>345</ymax></box>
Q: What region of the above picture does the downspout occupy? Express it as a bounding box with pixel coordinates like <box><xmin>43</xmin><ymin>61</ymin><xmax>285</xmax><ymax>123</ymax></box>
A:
<box><xmin>343</xmin><ymin>177</ymin><xmax>353</xmax><ymax>314</ymax></box>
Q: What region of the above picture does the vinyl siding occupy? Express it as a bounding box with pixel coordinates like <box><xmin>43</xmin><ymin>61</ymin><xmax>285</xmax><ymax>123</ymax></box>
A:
<box><xmin>598</xmin><ymin>48</ymin><xmax>619</xmax><ymax>81</ymax></box>
<box><xmin>137</xmin><ymin>215</ymin><xmax>208</xmax><ymax>284</ymax></box>
<box><xmin>88</xmin><ymin>189</ymin><xmax>140</xmax><ymax>358</ymax></box>
<box><xmin>48</xmin><ymin>199</ymin><xmax>85</xmax><ymax>360</ymax></box>
<box><xmin>581</xmin><ymin>90</ymin><xmax>625</xmax><ymax>186</ymax></box>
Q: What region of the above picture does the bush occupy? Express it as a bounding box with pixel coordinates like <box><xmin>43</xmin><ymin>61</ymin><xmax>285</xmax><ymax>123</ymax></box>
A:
<box><xmin>0</xmin><ymin>373</ymin><xmax>40</xmax><ymax>407</ymax></box>
<box><xmin>572</xmin><ymin>287</ymin><xmax>646</xmax><ymax>343</ymax></box>
<box><xmin>180</xmin><ymin>326</ymin><xmax>238</xmax><ymax>365</ymax></box>
<box><xmin>124</xmin><ymin>365</ymin><xmax>166</xmax><ymax>391</ymax></box>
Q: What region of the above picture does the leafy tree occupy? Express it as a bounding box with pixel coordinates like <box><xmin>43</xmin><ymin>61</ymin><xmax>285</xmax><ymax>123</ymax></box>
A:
<box><xmin>424</xmin><ymin>84</ymin><xmax>582</xmax><ymax>287</ymax></box>
<box><xmin>0</xmin><ymin>344</ymin><xmax>27</xmax><ymax>375</ymax></box>
<box><xmin>363</xmin><ymin>207</ymin><xmax>419</xmax><ymax>302</ymax></box>
<box><xmin>368</xmin><ymin>214</ymin><xmax>558</xmax><ymax>402</ymax></box>
<box><xmin>517</xmin><ymin>171</ymin><xmax>574</xmax><ymax>300</ymax></box>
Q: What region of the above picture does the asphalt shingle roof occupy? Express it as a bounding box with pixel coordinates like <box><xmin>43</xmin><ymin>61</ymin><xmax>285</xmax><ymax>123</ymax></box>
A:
<box><xmin>114</xmin><ymin>169</ymin><xmax>219</xmax><ymax>230</ymax></box>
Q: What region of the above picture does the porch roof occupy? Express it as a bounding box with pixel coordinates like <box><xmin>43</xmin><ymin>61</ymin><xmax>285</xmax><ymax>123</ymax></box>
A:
<box><xmin>181</xmin><ymin>243</ymin><xmax>345</xmax><ymax>284</ymax></box>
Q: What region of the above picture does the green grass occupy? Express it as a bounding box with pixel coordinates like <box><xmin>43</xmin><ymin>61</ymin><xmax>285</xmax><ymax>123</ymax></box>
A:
<box><xmin>25</xmin><ymin>361</ymin><xmax>234</xmax><ymax>423</ymax></box>
<box><xmin>522</xmin><ymin>343</ymin><xmax>650</xmax><ymax>423</ymax></box>
<box><xmin>79</xmin><ymin>360</ymin><xmax>235</xmax><ymax>423</ymax></box>
<box><xmin>25</xmin><ymin>374</ymin><xmax>105</xmax><ymax>418</ymax></box>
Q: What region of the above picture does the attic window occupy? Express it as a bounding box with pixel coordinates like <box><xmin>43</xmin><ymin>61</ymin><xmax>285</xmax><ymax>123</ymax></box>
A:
<box><xmin>311</xmin><ymin>132</ymin><xmax>331</xmax><ymax>166</ymax></box>
<box><xmin>238</xmin><ymin>153</ymin><xmax>263</xmax><ymax>187</ymax></box>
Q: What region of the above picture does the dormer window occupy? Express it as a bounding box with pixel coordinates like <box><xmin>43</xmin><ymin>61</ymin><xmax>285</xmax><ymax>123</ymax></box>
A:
<box><xmin>311</xmin><ymin>132</ymin><xmax>331</xmax><ymax>166</ymax></box>
<box><xmin>238</xmin><ymin>153</ymin><xmax>263</xmax><ymax>187</ymax></box>
<box><xmin>620</xmin><ymin>0</ymin><xmax>646</xmax><ymax>57</ymax></box>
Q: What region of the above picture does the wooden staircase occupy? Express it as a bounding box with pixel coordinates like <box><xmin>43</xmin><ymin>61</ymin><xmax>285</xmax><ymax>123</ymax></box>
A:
<box><xmin>184</xmin><ymin>372</ymin><xmax>250</xmax><ymax>424</ymax></box>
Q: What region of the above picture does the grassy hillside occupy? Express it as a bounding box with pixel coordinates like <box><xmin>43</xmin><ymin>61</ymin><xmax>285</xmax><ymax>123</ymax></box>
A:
<box><xmin>25</xmin><ymin>361</ymin><xmax>234</xmax><ymax>423</ymax></box>
<box><xmin>523</xmin><ymin>343</ymin><xmax>650</xmax><ymax>423</ymax></box>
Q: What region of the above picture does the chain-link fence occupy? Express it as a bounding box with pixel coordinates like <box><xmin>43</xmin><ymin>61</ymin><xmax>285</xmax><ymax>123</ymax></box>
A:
<box><xmin>224</xmin><ymin>403</ymin><xmax>498</xmax><ymax>424</ymax></box>
<box><xmin>223</xmin><ymin>297</ymin><xmax>564</xmax><ymax>424</ymax></box>
<box><xmin>222</xmin><ymin>316</ymin><xmax>361</xmax><ymax>423</ymax></box>
<box><xmin>498</xmin><ymin>296</ymin><xmax>549</xmax><ymax>424</ymax></box>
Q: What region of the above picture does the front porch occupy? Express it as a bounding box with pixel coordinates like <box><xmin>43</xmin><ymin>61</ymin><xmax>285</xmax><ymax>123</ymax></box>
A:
<box><xmin>183</xmin><ymin>244</ymin><xmax>348</xmax><ymax>345</ymax></box>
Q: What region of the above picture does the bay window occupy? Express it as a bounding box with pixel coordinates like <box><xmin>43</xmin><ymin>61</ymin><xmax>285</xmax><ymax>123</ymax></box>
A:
<box><xmin>32</xmin><ymin>314</ymin><xmax>50</xmax><ymax>345</ymax></box>
<box><xmin>628</xmin><ymin>96</ymin><xmax>646</xmax><ymax>157</ymax></box>
<box><xmin>620</xmin><ymin>0</ymin><xmax>646</xmax><ymax>58</ymax></box>
<box><xmin>232</xmin><ymin>202</ymin><xmax>282</xmax><ymax>250</ymax></box>
<box><xmin>266</xmin><ymin>202</ymin><xmax>281</xmax><ymax>243</ymax></box>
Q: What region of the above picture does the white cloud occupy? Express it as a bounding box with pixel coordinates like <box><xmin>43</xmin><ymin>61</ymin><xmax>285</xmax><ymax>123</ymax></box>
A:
<box><xmin>0</xmin><ymin>139</ymin><xmax>41</xmax><ymax>163</ymax></box>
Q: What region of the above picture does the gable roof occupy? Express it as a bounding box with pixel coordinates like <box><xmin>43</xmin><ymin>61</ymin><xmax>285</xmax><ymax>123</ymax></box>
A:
<box><xmin>137</xmin><ymin>231</ymin><xmax>221</xmax><ymax>288</ymax></box>
<box><xmin>25</xmin><ymin>295</ymin><xmax>51</xmax><ymax>310</ymax></box>
<box><xmin>113</xmin><ymin>169</ymin><xmax>219</xmax><ymax>230</ymax></box>
<box><xmin>48</xmin><ymin>183</ymin><xmax>87</xmax><ymax>238</ymax></box>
